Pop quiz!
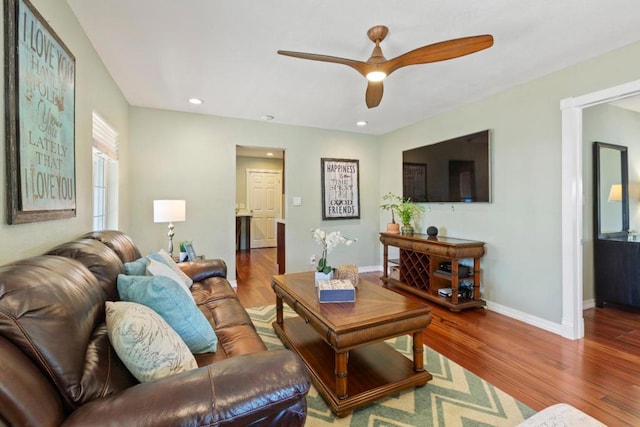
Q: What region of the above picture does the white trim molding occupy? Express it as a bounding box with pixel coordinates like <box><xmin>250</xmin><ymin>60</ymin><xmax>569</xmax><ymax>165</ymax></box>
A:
<box><xmin>560</xmin><ymin>78</ymin><xmax>640</xmax><ymax>340</ymax></box>
<box><xmin>486</xmin><ymin>300</ymin><xmax>564</xmax><ymax>336</ymax></box>
<box><xmin>359</xmin><ymin>265</ymin><xmax>383</xmax><ymax>273</ymax></box>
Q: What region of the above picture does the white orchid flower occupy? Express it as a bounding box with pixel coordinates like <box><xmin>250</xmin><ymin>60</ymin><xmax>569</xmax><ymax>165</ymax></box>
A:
<box><xmin>311</xmin><ymin>228</ymin><xmax>357</xmax><ymax>273</ymax></box>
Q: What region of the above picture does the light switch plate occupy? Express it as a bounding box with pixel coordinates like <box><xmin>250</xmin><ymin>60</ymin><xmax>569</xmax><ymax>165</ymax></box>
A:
<box><xmin>292</xmin><ymin>196</ymin><xmax>302</xmax><ymax>206</ymax></box>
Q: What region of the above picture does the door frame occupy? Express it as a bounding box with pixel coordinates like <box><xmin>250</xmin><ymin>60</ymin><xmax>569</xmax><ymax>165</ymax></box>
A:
<box><xmin>561</xmin><ymin>78</ymin><xmax>640</xmax><ymax>339</ymax></box>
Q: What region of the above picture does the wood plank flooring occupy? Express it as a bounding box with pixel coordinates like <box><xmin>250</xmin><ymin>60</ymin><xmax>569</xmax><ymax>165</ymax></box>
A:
<box><xmin>236</xmin><ymin>247</ymin><xmax>640</xmax><ymax>426</ymax></box>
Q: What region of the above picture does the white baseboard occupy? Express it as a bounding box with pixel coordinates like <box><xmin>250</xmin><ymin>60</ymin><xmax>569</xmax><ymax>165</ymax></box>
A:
<box><xmin>358</xmin><ymin>265</ymin><xmax>383</xmax><ymax>273</ymax></box>
<box><xmin>488</xmin><ymin>299</ymin><xmax>592</xmax><ymax>339</ymax></box>
<box><xmin>485</xmin><ymin>300</ymin><xmax>564</xmax><ymax>336</ymax></box>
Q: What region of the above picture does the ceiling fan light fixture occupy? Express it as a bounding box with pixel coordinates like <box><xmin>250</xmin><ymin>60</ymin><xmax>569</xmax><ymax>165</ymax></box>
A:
<box><xmin>366</xmin><ymin>70</ymin><xmax>386</xmax><ymax>82</ymax></box>
<box><xmin>278</xmin><ymin>25</ymin><xmax>493</xmax><ymax>108</ymax></box>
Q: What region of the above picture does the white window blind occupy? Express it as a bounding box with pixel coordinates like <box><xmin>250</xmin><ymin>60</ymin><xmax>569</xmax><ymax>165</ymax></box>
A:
<box><xmin>92</xmin><ymin>113</ymin><xmax>119</xmax><ymax>159</ymax></box>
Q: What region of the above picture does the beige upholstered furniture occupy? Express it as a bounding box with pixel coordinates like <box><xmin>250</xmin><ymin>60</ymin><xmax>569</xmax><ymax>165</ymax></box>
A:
<box><xmin>518</xmin><ymin>403</ymin><xmax>606</xmax><ymax>426</ymax></box>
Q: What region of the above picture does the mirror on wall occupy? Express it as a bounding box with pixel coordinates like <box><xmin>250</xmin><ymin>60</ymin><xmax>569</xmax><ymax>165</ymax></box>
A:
<box><xmin>593</xmin><ymin>141</ymin><xmax>629</xmax><ymax>238</ymax></box>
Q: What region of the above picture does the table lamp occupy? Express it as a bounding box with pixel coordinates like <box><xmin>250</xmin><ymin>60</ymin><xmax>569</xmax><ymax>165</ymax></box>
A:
<box><xmin>608</xmin><ymin>184</ymin><xmax>622</xmax><ymax>202</ymax></box>
<box><xmin>153</xmin><ymin>200</ymin><xmax>186</xmax><ymax>257</ymax></box>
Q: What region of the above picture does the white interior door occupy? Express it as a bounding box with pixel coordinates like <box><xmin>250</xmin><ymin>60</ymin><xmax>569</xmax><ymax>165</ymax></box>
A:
<box><xmin>247</xmin><ymin>169</ymin><xmax>282</xmax><ymax>248</ymax></box>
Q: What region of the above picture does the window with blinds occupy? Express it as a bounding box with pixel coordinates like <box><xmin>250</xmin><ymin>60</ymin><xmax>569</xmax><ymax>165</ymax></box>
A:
<box><xmin>92</xmin><ymin>113</ymin><xmax>119</xmax><ymax>230</ymax></box>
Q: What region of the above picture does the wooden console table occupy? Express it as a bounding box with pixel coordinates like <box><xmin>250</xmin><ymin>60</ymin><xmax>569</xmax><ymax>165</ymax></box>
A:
<box><xmin>379</xmin><ymin>232</ymin><xmax>486</xmax><ymax>311</ymax></box>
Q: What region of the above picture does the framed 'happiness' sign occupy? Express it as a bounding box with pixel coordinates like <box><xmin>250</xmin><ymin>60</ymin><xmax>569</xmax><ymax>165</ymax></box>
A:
<box><xmin>321</xmin><ymin>158</ymin><xmax>360</xmax><ymax>220</ymax></box>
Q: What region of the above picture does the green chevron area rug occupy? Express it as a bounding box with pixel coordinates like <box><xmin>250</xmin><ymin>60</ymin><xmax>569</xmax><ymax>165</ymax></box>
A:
<box><xmin>247</xmin><ymin>305</ymin><xmax>536</xmax><ymax>427</ymax></box>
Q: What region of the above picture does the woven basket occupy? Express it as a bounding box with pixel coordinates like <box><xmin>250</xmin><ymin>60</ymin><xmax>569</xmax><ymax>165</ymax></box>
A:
<box><xmin>335</xmin><ymin>264</ymin><xmax>359</xmax><ymax>287</ymax></box>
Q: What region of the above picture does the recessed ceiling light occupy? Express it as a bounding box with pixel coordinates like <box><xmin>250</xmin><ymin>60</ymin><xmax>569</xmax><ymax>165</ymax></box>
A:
<box><xmin>356</xmin><ymin>121</ymin><xmax>368</xmax><ymax>127</ymax></box>
<box><xmin>189</xmin><ymin>98</ymin><xmax>203</xmax><ymax>105</ymax></box>
<box><xmin>262</xmin><ymin>115</ymin><xmax>274</xmax><ymax>121</ymax></box>
<box><xmin>267</xmin><ymin>152</ymin><xmax>274</xmax><ymax>156</ymax></box>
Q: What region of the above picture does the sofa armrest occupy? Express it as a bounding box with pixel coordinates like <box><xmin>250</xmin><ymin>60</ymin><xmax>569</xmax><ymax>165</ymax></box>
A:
<box><xmin>0</xmin><ymin>337</ymin><xmax>65</xmax><ymax>427</ymax></box>
<box><xmin>179</xmin><ymin>258</ymin><xmax>227</xmax><ymax>281</ymax></box>
<box><xmin>62</xmin><ymin>349</ymin><xmax>309</xmax><ymax>427</ymax></box>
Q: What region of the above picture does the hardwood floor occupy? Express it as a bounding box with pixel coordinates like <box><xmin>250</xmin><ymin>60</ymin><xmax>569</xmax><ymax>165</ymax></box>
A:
<box><xmin>236</xmin><ymin>247</ymin><xmax>640</xmax><ymax>426</ymax></box>
<box><xmin>235</xmin><ymin>248</ymin><xmax>280</xmax><ymax>307</ymax></box>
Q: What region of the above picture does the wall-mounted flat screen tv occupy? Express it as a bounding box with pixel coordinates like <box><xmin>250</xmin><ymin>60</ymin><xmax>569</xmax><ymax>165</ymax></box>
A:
<box><xmin>402</xmin><ymin>130</ymin><xmax>491</xmax><ymax>203</ymax></box>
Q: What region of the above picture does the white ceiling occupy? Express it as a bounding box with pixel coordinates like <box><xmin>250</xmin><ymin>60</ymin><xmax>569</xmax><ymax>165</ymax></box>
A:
<box><xmin>67</xmin><ymin>0</ymin><xmax>640</xmax><ymax>135</ymax></box>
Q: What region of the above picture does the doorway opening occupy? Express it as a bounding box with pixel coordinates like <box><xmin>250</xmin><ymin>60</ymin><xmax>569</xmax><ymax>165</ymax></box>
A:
<box><xmin>235</xmin><ymin>146</ymin><xmax>285</xmax><ymax>287</ymax></box>
<box><xmin>561</xmin><ymin>79</ymin><xmax>640</xmax><ymax>339</ymax></box>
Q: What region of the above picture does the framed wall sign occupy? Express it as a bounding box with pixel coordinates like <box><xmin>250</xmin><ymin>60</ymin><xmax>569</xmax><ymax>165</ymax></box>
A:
<box><xmin>321</xmin><ymin>158</ymin><xmax>360</xmax><ymax>220</ymax></box>
<box><xmin>5</xmin><ymin>0</ymin><xmax>76</xmax><ymax>224</ymax></box>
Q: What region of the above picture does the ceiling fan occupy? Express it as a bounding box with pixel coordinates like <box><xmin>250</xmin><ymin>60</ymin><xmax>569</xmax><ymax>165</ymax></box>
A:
<box><xmin>278</xmin><ymin>26</ymin><xmax>494</xmax><ymax>108</ymax></box>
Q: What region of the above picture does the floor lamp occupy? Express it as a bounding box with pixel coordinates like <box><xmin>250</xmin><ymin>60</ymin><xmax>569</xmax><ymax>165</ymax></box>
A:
<box><xmin>153</xmin><ymin>200</ymin><xmax>186</xmax><ymax>258</ymax></box>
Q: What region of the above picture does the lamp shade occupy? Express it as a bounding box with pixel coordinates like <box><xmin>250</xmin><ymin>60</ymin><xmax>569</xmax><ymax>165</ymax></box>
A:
<box><xmin>608</xmin><ymin>184</ymin><xmax>622</xmax><ymax>202</ymax></box>
<box><xmin>153</xmin><ymin>200</ymin><xmax>186</xmax><ymax>223</ymax></box>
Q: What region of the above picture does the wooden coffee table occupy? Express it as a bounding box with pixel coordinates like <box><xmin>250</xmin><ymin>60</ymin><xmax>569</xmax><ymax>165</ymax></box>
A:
<box><xmin>271</xmin><ymin>272</ymin><xmax>432</xmax><ymax>417</ymax></box>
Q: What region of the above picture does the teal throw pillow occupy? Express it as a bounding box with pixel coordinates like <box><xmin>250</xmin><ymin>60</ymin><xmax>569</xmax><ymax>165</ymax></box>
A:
<box><xmin>123</xmin><ymin>257</ymin><xmax>148</xmax><ymax>276</ymax></box>
<box><xmin>116</xmin><ymin>274</ymin><xmax>217</xmax><ymax>354</ymax></box>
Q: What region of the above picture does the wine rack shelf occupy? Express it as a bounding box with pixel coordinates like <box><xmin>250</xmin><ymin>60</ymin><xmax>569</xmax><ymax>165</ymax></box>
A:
<box><xmin>380</xmin><ymin>233</ymin><xmax>485</xmax><ymax>311</ymax></box>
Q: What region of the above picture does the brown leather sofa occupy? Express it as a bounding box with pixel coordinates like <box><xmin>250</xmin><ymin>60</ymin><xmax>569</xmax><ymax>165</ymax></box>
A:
<box><xmin>0</xmin><ymin>230</ymin><xmax>310</xmax><ymax>426</ymax></box>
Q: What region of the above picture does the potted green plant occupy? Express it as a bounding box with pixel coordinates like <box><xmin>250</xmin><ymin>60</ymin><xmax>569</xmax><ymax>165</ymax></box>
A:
<box><xmin>396</xmin><ymin>197</ymin><xmax>425</xmax><ymax>235</ymax></box>
<box><xmin>179</xmin><ymin>241</ymin><xmax>189</xmax><ymax>262</ymax></box>
<box><xmin>380</xmin><ymin>192</ymin><xmax>402</xmax><ymax>233</ymax></box>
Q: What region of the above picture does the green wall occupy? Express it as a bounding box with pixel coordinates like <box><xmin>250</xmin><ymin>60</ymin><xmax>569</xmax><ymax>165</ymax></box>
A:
<box><xmin>380</xmin><ymin>41</ymin><xmax>640</xmax><ymax>324</ymax></box>
<box><xmin>0</xmin><ymin>0</ymin><xmax>130</xmax><ymax>264</ymax></box>
<box><xmin>127</xmin><ymin>108</ymin><xmax>381</xmax><ymax>278</ymax></box>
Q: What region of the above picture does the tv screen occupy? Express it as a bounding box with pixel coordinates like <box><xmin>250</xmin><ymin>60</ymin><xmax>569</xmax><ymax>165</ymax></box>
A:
<box><xmin>402</xmin><ymin>130</ymin><xmax>491</xmax><ymax>203</ymax></box>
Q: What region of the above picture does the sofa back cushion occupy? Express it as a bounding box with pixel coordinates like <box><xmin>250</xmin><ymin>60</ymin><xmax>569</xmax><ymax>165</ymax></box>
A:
<box><xmin>46</xmin><ymin>238</ymin><xmax>124</xmax><ymax>302</ymax></box>
<box><xmin>81</xmin><ymin>230</ymin><xmax>142</xmax><ymax>263</ymax></box>
<box><xmin>0</xmin><ymin>256</ymin><xmax>137</xmax><ymax>413</ymax></box>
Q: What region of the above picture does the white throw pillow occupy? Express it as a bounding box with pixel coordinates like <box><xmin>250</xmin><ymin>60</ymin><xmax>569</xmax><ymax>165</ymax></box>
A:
<box><xmin>146</xmin><ymin>258</ymin><xmax>194</xmax><ymax>300</ymax></box>
<box><xmin>105</xmin><ymin>301</ymin><xmax>198</xmax><ymax>383</ymax></box>
<box><xmin>146</xmin><ymin>249</ymin><xmax>194</xmax><ymax>288</ymax></box>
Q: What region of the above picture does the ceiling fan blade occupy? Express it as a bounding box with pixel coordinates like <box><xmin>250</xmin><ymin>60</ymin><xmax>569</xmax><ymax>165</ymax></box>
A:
<box><xmin>277</xmin><ymin>50</ymin><xmax>370</xmax><ymax>77</ymax></box>
<box><xmin>383</xmin><ymin>35</ymin><xmax>494</xmax><ymax>76</ymax></box>
<box><xmin>366</xmin><ymin>80</ymin><xmax>384</xmax><ymax>108</ymax></box>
